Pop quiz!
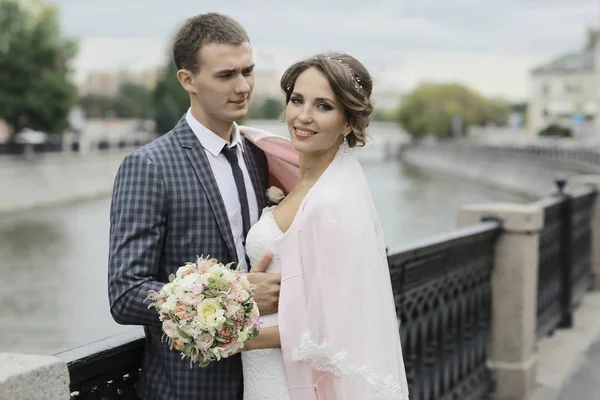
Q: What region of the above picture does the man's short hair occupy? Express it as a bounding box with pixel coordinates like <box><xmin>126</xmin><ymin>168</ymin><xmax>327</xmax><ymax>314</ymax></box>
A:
<box><xmin>172</xmin><ymin>13</ymin><xmax>249</xmax><ymax>73</ymax></box>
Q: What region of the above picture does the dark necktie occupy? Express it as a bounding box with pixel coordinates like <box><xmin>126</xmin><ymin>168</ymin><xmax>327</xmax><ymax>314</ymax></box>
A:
<box><xmin>221</xmin><ymin>145</ymin><xmax>251</xmax><ymax>240</ymax></box>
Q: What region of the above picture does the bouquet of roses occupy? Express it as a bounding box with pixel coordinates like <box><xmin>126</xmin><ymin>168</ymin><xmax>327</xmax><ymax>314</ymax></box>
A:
<box><xmin>147</xmin><ymin>256</ymin><xmax>261</xmax><ymax>367</ymax></box>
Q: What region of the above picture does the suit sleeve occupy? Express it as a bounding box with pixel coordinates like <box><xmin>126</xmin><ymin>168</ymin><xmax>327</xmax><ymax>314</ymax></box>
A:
<box><xmin>108</xmin><ymin>151</ymin><xmax>167</xmax><ymax>327</ymax></box>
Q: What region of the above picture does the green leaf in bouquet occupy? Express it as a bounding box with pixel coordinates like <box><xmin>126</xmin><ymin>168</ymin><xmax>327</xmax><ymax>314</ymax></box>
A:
<box><xmin>169</xmin><ymin>274</ymin><xmax>175</xmax><ymax>283</ymax></box>
<box><xmin>182</xmin><ymin>342</ymin><xmax>194</xmax><ymax>355</ymax></box>
<box><xmin>225</xmin><ymin>318</ymin><xmax>235</xmax><ymax>327</ymax></box>
<box><xmin>215</xmin><ymin>335</ymin><xmax>228</xmax><ymax>343</ymax></box>
<box><xmin>168</xmin><ymin>310</ymin><xmax>179</xmax><ymax>322</ymax></box>
<box><xmin>177</xmin><ymin>327</ymin><xmax>193</xmax><ymax>340</ymax></box>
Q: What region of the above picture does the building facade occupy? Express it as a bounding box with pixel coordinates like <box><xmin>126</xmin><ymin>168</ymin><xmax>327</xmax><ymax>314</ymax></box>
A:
<box><xmin>528</xmin><ymin>29</ymin><xmax>598</xmax><ymax>137</ymax></box>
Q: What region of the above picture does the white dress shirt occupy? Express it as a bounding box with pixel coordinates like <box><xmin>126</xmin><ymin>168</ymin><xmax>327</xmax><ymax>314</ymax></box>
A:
<box><xmin>186</xmin><ymin>109</ymin><xmax>259</xmax><ymax>271</ymax></box>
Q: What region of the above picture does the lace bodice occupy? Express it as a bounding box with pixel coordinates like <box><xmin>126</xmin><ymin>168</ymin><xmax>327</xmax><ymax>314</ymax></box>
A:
<box><xmin>246</xmin><ymin>207</ymin><xmax>283</xmax><ymax>274</ymax></box>
<box><xmin>242</xmin><ymin>207</ymin><xmax>290</xmax><ymax>400</ymax></box>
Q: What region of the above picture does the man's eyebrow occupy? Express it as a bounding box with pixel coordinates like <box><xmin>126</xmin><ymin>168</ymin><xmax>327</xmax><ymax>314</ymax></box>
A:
<box><xmin>214</xmin><ymin>64</ymin><xmax>255</xmax><ymax>75</ymax></box>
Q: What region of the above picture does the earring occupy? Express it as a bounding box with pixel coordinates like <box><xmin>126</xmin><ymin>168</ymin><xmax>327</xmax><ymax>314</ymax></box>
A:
<box><xmin>343</xmin><ymin>132</ymin><xmax>349</xmax><ymax>156</ymax></box>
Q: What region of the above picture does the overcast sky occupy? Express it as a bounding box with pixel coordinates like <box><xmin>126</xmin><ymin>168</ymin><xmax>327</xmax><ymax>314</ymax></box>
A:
<box><xmin>49</xmin><ymin>0</ymin><xmax>599</xmax><ymax>100</ymax></box>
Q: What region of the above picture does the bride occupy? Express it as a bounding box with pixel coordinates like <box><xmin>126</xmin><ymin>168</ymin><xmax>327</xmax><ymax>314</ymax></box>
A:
<box><xmin>239</xmin><ymin>52</ymin><xmax>409</xmax><ymax>400</ymax></box>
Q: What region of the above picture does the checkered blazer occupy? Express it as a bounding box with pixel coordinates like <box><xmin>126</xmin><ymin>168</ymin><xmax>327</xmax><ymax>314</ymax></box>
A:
<box><xmin>108</xmin><ymin>116</ymin><xmax>268</xmax><ymax>400</ymax></box>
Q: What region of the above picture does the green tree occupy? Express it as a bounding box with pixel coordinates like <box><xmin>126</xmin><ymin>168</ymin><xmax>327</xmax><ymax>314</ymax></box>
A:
<box><xmin>0</xmin><ymin>0</ymin><xmax>78</xmax><ymax>135</ymax></box>
<box><xmin>397</xmin><ymin>83</ymin><xmax>505</xmax><ymax>138</ymax></box>
<box><xmin>153</xmin><ymin>61</ymin><xmax>189</xmax><ymax>134</ymax></box>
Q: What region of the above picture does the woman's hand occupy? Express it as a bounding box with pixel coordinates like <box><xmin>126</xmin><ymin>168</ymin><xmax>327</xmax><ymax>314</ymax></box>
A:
<box><xmin>242</xmin><ymin>326</ymin><xmax>281</xmax><ymax>351</ymax></box>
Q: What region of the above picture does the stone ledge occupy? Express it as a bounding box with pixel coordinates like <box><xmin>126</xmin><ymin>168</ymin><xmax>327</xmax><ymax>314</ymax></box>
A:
<box><xmin>0</xmin><ymin>353</ymin><xmax>70</xmax><ymax>400</ymax></box>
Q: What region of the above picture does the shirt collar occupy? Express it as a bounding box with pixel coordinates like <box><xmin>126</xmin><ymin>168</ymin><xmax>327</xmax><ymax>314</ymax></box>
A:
<box><xmin>185</xmin><ymin>108</ymin><xmax>244</xmax><ymax>157</ymax></box>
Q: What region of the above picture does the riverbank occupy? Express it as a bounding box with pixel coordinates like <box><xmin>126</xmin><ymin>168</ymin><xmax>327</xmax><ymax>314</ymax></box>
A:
<box><xmin>0</xmin><ymin>150</ymin><xmax>130</xmax><ymax>214</ymax></box>
<box><xmin>399</xmin><ymin>142</ymin><xmax>600</xmax><ymax>198</ymax></box>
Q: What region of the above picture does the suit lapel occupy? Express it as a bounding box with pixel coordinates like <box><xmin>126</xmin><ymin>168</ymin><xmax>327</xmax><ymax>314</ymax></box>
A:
<box><xmin>241</xmin><ymin>138</ymin><xmax>267</xmax><ymax>213</ymax></box>
<box><xmin>176</xmin><ymin>117</ymin><xmax>238</xmax><ymax>263</ymax></box>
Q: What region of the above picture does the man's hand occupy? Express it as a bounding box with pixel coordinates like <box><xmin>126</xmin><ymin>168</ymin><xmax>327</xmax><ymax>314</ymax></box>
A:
<box><xmin>248</xmin><ymin>252</ymin><xmax>280</xmax><ymax>315</ymax></box>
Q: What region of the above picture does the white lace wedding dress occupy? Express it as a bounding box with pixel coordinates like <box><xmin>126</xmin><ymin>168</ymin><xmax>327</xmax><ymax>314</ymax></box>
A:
<box><xmin>242</xmin><ymin>207</ymin><xmax>291</xmax><ymax>400</ymax></box>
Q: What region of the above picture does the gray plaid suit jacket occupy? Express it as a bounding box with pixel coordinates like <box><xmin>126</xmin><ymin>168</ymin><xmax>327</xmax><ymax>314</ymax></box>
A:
<box><xmin>108</xmin><ymin>116</ymin><xmax>268</xmax><ymax>400</ymax></box>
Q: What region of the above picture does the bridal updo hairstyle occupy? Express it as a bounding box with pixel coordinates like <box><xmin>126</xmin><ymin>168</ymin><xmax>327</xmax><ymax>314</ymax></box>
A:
<box><xmin>280</xmin><ymin>52</ymin><xmax>374</xmax><ymax>148</ymax></box>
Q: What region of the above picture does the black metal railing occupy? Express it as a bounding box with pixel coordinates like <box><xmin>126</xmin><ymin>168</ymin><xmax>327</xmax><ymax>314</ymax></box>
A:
<box><xmin>56</xmin><ymin>329</ymin><xmax>145</xmax><ymax>400</ymax></box>
<box><xmin>55</xmin><ymin>179</ymin><xmax>597</xmax><ymax>400</ymax></box>
<box><xmin>57</xmin><ymin>222</ymin><xmax>500</xmax><ymax>400</ymax></box>
<box><xmin>388</xmin><ymin>221</ymin><xmax>501</xmax><ymax>400</ymax></box>
<box><xmin>569</xmin><ymin>187</ymin><xmax>596</xmax><ymax>305</ymax></box>
<box><xmin>535</xmin><ymin>180</ymin><xmax>596</xmax><ymax>338</ymax></box>
<box><xmin>535</xmin><ymin>195</ymin><xmax>564</xmax><ymax>337</ymax></box>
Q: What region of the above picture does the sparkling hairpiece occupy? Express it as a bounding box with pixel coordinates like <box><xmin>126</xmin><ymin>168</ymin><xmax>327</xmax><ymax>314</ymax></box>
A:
<box><xmin>317</xmin><ymin>56</ymin><xmax>364</xmax><ymax>93</ymax></box>
<box><xmin>285</xmin><ymin>57</ymin><xmax>365</xmax><ymax>93</ymax></box>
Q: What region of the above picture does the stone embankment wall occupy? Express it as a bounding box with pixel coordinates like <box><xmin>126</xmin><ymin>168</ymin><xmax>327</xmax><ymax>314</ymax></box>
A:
<box><xmin>0</xmin><ymin>150</ymin><xmax>131</xmax><ymax>214</ymax></box>
<box><xmin>399</xmin><ymin>142</ymin><xmax>600</xmax><ymax>198</ymax></box>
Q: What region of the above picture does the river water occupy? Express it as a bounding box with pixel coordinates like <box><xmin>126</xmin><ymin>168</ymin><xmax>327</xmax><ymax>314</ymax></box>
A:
<box><xmin>0</xmin><ymin>121</ymin><xmax>529</xmax><ymax>355</ymax></box>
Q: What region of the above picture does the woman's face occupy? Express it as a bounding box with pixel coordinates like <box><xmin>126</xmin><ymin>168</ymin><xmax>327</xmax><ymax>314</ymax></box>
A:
<box><xmin>285</xmin><ymin>67</ymin><xmax>349</xmax><ymax>156</ymax></box>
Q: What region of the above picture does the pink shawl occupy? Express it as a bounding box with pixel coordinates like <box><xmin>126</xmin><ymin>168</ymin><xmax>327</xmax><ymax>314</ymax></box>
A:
<box><xmin>241</xmin><ymin>126</ymin><xmax>409</xmax><ymax>399</ymax></box>
<box><xmin>240</xmin><ymin>125</ymin><xmax>299</xmax><ymax>194</ymax></box>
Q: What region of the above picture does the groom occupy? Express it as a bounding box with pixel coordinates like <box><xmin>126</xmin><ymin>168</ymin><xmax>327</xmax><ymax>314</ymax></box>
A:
<box><xmin>108</xmin><ymin>13</ymin><xmax>280</xmax><ymax>400</ymax></box>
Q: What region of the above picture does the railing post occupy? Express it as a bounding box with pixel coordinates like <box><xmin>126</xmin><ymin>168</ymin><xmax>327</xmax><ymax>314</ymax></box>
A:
<box><xmin>457</xmin><ymin>203</ymin><xmax>544</xmax><ymax>400</ymax></box>
<box><xmin>554</xmin><ymin>178</ymin><xmax>574</xmax><ymax>328</ymax></box>
<box><xmin>569</xmin><ymin>175</ymin><xmax>600</xmax><ymax>289</ymax></box>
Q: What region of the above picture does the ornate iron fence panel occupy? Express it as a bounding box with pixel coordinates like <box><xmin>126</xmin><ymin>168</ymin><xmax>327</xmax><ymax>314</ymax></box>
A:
<box><xmin>570</xmin><ymin>187</ymin><xmax>596</xmax><ymax>306</ymax></box>
<box><xmin>56</xmin><ymin>329</ymin><xmax>145</xmax><ymax>400</ymax></box>
<box><xmin>535</xmin><ymin>183</ymin><xmax>596</xmax><ymax>338</ymax></box>
<box><xmin>535</xmin><ymin>197</ymin><xmax>563</xmax><ymax>338</ymax></box>
<box><xmin>388</xmin><ymin>221</ymin><xmax>500</xmax><ymax>400</ymax></box>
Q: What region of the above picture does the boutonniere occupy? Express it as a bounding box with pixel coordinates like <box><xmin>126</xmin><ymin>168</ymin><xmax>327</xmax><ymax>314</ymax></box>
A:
<box><xmin>266</xmin><ymin>186</ymin><xmax>285</xmax><ymax>207</ymax></box>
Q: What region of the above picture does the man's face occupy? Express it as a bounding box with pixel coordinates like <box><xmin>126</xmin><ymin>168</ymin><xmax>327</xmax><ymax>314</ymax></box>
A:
<box><xmin>186</xmin><ymin>42</ymin><xmax>255</xmax><ymax>126</ymax></box>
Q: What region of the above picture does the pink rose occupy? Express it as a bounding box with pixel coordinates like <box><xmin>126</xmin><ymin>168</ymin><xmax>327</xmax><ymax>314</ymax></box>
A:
<box><xmin>196</xmin><ymin>258</ymin><xmax>216</xmax><ymax>273</ymax></box>
<box><xmin>229</xmin><ymin>282</ymin><xmax>249</xmax><ymax>302</ymax></box>
<box><xmin>163</xmin><ymin>320</ymin><xmax>178</xmax><ymax>339</ymax></box>
<box><xmin>173</xmin><ymin>304</ymin><xmax>195</xmax><ymax>321</ymax></box>
<box><xmin>266</xmin><ymin>186</ymin><xmax>285</xmax><ymax>205</ymax></box>
<box><xmin>181</xmin><ymin>292</ymin><xmax>203</xmax><ymax>306</ymax></box>
<box><xmin>218</xmin><ymin>324</ymin><xmax>233</xmax><ymax>338</ymax></box>
<box><xmin>225</xmin><ymin>302</ymin><xmax>244</xmax><ymax>324</ymax></box>
<box><xmin>196</xmin><ymin>332</ymin><xmax>214</xmax><ymax>351</ymax></box>
<box><xmin>248</xmin><ymin>311</ymin><xmax>261</xmax><ymax>329</ymax></box>
<box><xmin>217</xmin><ymin>335</ymin><xmax>240</xmax><ymax>355</ymax></box>
<box><xmin>191</xmin><ymin>274</ymin><xmax>209</xmax><ymax>294</ymax></box>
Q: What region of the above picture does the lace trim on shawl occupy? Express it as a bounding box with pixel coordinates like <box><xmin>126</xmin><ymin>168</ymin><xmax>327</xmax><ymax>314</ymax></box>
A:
<box><xmin>292</xmin><ymin>330</ymin><xmax>409</xmax><ymax>400</ymax></box>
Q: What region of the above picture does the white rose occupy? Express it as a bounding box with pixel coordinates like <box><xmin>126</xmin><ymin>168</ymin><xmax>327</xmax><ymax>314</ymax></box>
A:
<box><xmin>237</xmin><ymin>330</ymin><xmax>249</xmax><ymax>344</ymax></box>
<box><xmin>208</xmin><ymin>266</ymin><xmax>236</xmax><ymax>288</ymax></box>
<box><xmin>197</xmin><ymin>299</ymin><xmax>225</xmax><ymax>334</ymax></box>
<box><xmin>165</xmin><ymin>294</ymin><xmax>178</xmax><ymax>311</ymax></box>
<box><xmin>161</xmin><ymin>282</ymin><xmax>175</xmax><ymax>296</ymax></box>
<box><xmin>206</xmin><ymin>311</ymin><xmax>226</xmax><ymax>334</ymax></box>
<box><xmin>179</xmin><ymin>273</ymin><xmax>200</xmax><ymax>291</ymax></box>
<box><xmin>176</xmin><ymin>266</ymin><xmax>189</xmax><ymax>278</ymax></box>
